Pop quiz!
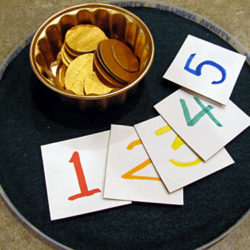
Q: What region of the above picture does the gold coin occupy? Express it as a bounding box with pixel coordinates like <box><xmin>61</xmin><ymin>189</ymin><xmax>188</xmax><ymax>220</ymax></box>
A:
<box><xmin>99</xmin><ymin>39</ymin><xmax>139</xmax><ymax>83</ymax></box>
<box><xmin>112</xmin><ymin>39</ymin><xmax>139</xmax><ymax>73</ymax></box>
<box><xmin>60</xmin><ymin>44</ymin><xmax>74</xmax><ymax>67</ymax></box>
<box><xmin>65</xmin><ymin>24</ymin><xmax>108</xmax><ymax>53</ymax></box>
<box><xmin>58</xmin><ymin>63</ymin><xmax>67</xmax><ymax>88</ymax></box>
<box><xmin>64</xmin><ymin>53</ymin><xmax>94</xmax><ymax>95</ymax></box>
<box><xmin>84</xmin><ymin>72</ymin><xmax>115</xmax><ymax>95</ymax></box>
<box><xmin>61</xmin><ymin>51</ymin><xmax>71</xmax><ymax>67</ymax></box>
<box><xmin>64</xmin><ymin>42</ymin><xmax>83</xmax><ymax>58</ymax></box>
<box><xmin>93</xmin><ymin>50</ymin><xmax>125</xmax><ymax>88</ymax></box>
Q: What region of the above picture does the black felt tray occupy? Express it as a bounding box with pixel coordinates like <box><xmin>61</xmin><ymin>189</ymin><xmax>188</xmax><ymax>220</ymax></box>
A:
<box><xmin>0</xmin><ymin>4</ymin><xmax>249</xmax><ymax>250</ymax></box>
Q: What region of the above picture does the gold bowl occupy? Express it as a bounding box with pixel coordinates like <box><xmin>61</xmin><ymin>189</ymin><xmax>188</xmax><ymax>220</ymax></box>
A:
<box><xmin>29</xmin><ymin>3</ymin><xmax>155</xmax><ymax>111</ymax></box>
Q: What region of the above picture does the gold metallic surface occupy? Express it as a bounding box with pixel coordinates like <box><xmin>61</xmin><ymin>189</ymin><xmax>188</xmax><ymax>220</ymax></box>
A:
<box><xmin>64</xmin><ymin>42</ymin><xmax>84</xmax><ymax>57</ymax></box>
<box><xmin>84</xmin><ymin>72</ymin><xmax>115</xmax><ymax>95</ymax></box>
<box><xmin>98</xmin><ymin>38</ymin><xmax>139</xmax><ymax>83</ymax></box>
<box><xmin>65</xmin><ymin>24</ymin><xmax>108</xmax><ymax>53</ymax></box>
<box><xmin>60</xmin><ymin>44</ymin><xmax>73</xmax><ymax>67</ymax></box>
<box><xmin>57</xmin><ymin>62</ymin><xmax>66</xmax><ymax>88</ymax></box>
<box><xmin>93</xmin><ymin>50</ymin><xmax>126</xmax><ymax>88</ymax></box>
<box><xmin>59</xmin><ymin>24</ymin><xmax>120</xmax><ymax>96</ymax></box>
<box><xmin>112</xmin><ymin>39</ymin><xmax>140</xmax><ymax>73</ymax></box>
<box><xmin>64</xmin><ymin>53</ymin><xmax>94</xmax><ymax>95</ymax></box>
<box><xmin>29</xmin><ymin>3</ymin><xmax>155</xmax><ymax>111</ymax></box>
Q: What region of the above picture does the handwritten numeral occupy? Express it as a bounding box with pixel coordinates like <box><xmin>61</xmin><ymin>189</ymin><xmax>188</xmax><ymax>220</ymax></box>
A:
<box><xmin>155</xmin><ymin>125</ymin><xmax>202</xmax><ymax>167</ymax></box>
<box><xmin>184</xmin><ymin>53</ymin><xmax>226</xmax><ymax>84</ymax></box>
<box><xmin>180</xmin><ymin>96</ymin><xmax>223</xmax><ymax>127</ymax></box>
<box><xmin>68</xmin><ymin>151</ymin><xmax>101</xmax><ymax>201</ymax></box>
<box><xmin>121</xmin><ymin>140</ymin><xmax>160</xmax><ymax>181</ymax></box>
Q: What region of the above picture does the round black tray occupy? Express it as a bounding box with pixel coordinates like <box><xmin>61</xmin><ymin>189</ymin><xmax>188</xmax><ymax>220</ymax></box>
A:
<box><xmin>0</xmin><ymin>2</ymin><xmax>249</xmax><ymax>250</ymax></box>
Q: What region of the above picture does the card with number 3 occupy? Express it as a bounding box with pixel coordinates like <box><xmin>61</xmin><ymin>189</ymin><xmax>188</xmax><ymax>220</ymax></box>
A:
<box><xmin>135</xmin><ymin>116</ymin><xmax>234</xmax><ymax>192</ymax></box>
<box><xmin>41</xmin><ymin>131</ymin><xmax>131</xmax><ymax>221</ymax></box>
<box><xmin>163</xmin><ymin>34</ymin><xmax>246</xmax><ymax>105</ymax></box>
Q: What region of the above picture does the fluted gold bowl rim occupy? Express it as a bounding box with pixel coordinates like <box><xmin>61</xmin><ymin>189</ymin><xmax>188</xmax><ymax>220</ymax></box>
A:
<box><xmin>29</xmin><ymin>3</ymin><xmax>155</xmax><ymax>101</ymax></box>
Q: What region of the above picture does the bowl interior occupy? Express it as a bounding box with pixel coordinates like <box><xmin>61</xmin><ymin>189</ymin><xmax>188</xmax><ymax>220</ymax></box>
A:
<box><xmin>30</xmin><ymin>3</ymin><xmax>154</xmax><ymax>100</ymax></box>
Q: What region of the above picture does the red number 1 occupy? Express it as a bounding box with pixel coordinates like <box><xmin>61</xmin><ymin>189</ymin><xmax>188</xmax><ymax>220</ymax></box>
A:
<box><xmin>68</xmin><ymin>151</ymin><xmax>101</xmax><ymax>201</ymax></box>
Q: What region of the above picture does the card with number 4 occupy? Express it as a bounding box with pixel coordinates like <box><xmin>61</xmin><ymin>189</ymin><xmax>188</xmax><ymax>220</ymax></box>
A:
<box><xmin>163</xmin><ymin>34</ymin><xmax>246</xmax><ymax>105</ymax></box>
<box><xmin>135</xmin><ymin>116</ymin><xmax>234</xmax><ymax>192</ymax></box>
<box><xmin>154</xmin><ymin>88</ymin><xmax>250</xmax><ymax>161</ymax></box>
<box><xmin>41</xmin><ymin>131</ymin><xmax>131</xmax><ymax>221</ymax></box>
<box><xmin>104</xmin><ymin>125</ymin><xmax>183</xmax><ymax>205</ymax></box>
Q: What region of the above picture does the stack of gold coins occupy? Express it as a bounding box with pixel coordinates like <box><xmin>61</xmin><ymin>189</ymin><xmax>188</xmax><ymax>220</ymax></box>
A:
<box><xmin>94</xmin><ymin>39</ymin><xmax>140</xmax><ymax>87</ymax></box>
<box><xmin>56</xmin><ymin>24</ymin><xmax>140</xmax><ymax>96</ymax></box>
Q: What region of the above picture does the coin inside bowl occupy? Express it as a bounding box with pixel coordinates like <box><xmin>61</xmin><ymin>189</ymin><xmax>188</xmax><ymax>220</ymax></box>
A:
<box><xmin>29</xmin><ymin>3</ymin><xmax>154</xmax><ymax>111</ymax></box>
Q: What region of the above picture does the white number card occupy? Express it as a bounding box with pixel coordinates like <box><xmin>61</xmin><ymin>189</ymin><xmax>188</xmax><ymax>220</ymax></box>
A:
<box><xmin>154</xmin><ymin>88</ymin><xmax>250</xmax><ymax>161</ymax></box>
<box><xmin>135</xmin><ymin>116</ymin><xmax>234</xmax><ymax>192</ymax></box>
<box><xmin>163</xmin><ymin>34</ymin><xmax>246</xmax><ymax>105</ymax></box>
<box><xmin>41</xmin><ymin>131</ymin><xmax>131</xmax><ymax>221</ymax></box>
<box><xmin>104</xmin><ymin>125</ymin><xmax>183</xmax><ymax>205</ymax></box>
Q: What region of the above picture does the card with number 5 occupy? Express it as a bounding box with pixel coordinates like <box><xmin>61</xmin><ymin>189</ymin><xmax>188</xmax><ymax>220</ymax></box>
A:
<box><xmin>41</xmin><ymin>131</ymin><xmax>131</xmax><ymax>221</ymax></box>
<box><xmin>163</xmin><ymin>34</ymin><xmax>245</xmax><ymax>105</ymax></box>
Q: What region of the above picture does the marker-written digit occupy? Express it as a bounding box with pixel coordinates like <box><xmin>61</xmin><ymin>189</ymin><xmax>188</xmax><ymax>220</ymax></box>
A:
<box><xmin>184</xmin><ymin>53</ymin><xmax>226</xmax><ymax>84</ymax></box>
<box><xmin>154</xmin><ymin>125</ymin><xmax>171</xmax><ymax>136</ymax></box>
<box><xmin>68</xmin><ymin>151</ymin><xmax>101</xmax><ymax>201</ymax></box>
<box><xmin>171</xmin><ymin>135</ymin><xmax>185</xmax><ymax>150</ymax></box>
<box><xmin>121</xmin><ymin>140</ymin><xmax>160</xmax><ymax>181</ymax></box>
<box><xmin>155</xmin><ymin>126</ymin><xmax>202</xmax><ymax>167</ymax></box>
<box><xmin>169</xmin><ymin>158</ymin><xmax>202</xmax><ymax>167</ymax></box>
<box><xmin>180</xmin><ymin>96</ymin><xmax>223</xmax><ymax>127</ymax></box>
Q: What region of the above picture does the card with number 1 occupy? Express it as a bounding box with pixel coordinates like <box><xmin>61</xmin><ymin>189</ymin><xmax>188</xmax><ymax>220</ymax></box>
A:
<box><xmin>41</xmin><ymin>130</ymin><xmax>131</xmax><ymax>221</ymax></box>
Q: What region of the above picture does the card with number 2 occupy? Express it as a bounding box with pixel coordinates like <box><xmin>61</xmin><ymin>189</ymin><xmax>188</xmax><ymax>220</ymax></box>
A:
<box><xmin>104</xmin><ymin>125</ymin><xmax>183</xmax><ymax>204</ymax></box>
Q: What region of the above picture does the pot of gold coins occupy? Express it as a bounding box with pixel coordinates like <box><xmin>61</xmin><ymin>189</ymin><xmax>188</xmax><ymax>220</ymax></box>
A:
<box><xmin>29</xmin><ymin>3</ymin><xmax>155</xmax><ymax>111</ymax></box>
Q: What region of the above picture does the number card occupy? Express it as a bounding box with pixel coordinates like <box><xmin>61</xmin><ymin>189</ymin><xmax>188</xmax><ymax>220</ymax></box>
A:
<box><xmin>154</xmin><ymin>88</ymin><xmax>250</xmax><ymax>161</ymax></box>
<box><xmin>104</xmin><ymin>125</ymin><xmax>183</xmax><ymax>205</ymax></box>
<box><xmin>163</xmin><ymin>34</ymin><xmax>246</xmax><ymax>105</ymax></box>
<box><xmin>134</xmin><ymin>116</ymin><xmax>234</xmax><ymax>192</ymax></box>
<box><xmin>41</xmin><ymin>131</ymin><xmax>131</xmax><ymax>221</ymax></box>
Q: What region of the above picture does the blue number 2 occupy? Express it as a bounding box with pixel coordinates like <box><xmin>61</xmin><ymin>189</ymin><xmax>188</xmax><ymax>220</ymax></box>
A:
<box><xmin>184</xmin><ymin>53</ymin><xmax>226</xmax><ymax>84</ymax></box>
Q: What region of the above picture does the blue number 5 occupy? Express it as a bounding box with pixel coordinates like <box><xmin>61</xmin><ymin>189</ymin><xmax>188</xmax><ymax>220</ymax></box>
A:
<box><xmin>184</xmin><ymin>53</ymin><xmax>226</xmax><ymax>84</ymax></box>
